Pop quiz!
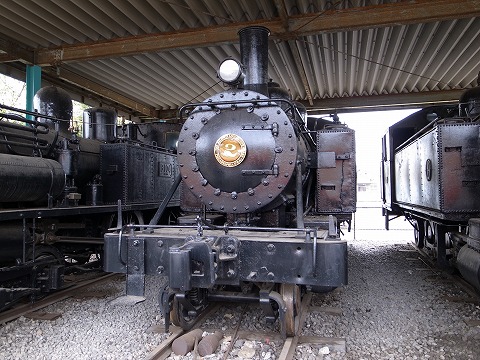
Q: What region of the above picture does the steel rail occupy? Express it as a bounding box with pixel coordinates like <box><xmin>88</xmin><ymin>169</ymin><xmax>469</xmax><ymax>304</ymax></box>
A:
<box><xmin>0</xmin><ymin>273</ymin><xmax>118</xmax><ymax>324</ymax></box>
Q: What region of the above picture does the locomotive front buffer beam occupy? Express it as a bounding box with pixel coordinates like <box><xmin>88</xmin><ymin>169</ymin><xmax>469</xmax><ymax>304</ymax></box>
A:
<box><xmin>104</xmin><ymin>225</ymin><xmax>347</xmax><ymax>333</ymax></box>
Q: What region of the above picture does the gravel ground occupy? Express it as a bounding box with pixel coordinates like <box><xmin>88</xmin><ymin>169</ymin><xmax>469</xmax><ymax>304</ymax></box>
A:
<box><xmin>0</xmin><ymin>274</ymin><xmax>170</xmax><ymax>360</ymax></box>
<box><xmin>1</xmin><ymin>204</ymin><xmax>480</xmax><ymax>359</ymax></box>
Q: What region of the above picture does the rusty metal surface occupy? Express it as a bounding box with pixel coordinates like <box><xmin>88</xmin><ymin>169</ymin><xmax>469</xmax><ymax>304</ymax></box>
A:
<box><xmin>394</xmin><ymin>127</ymin><xmax>440</xmax><ymax>209</ymax></box>
<box><xmin>394</xmin><ymin>122</ymin><xmax>480</xmax><ymax>213</ymax></box>
<box><xmin>316</xmin><ymin>128</ymin><xmax>356</xmax><ymax>214</ymax></box>
<box><xmin>177</xmin><ymin>90</ymin><xmax>297</xmax><ymax>214</ymax></box>
<box><xmin>101</xmin><ymin>143</ymin><xmax>179</xmax><ymax>205</ymax></box>
<box><xmin>197</xmin><ymin>331</ymin><xmax>223</xmax><ymax>357</ymax></box>
<box><xmin>171</xmin><ymin>328</ymin><xmax>203</xmax><ymax>356</ymax></box>
<box><xmin>439</xmin><ymin>123</ymin><xmax>480</xmax><ymax>211</ymax></box>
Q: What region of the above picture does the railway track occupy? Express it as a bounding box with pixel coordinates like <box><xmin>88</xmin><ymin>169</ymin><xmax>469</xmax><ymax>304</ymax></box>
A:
<box><xmin>143</xmin><ymin>242</ymin><xmax>480</xmax><ymax>359</ymax></box>
<box><xmin>145</xmin><ymin>291</ymin><xmax>346</xmax><ymax>360</ymax></box>
<box><xmin>0</xmin><ymin>272</ymin><xmax>118</xmax><ymax>324</ymax></box>
<box><xmin>407</xmin><ymin>243</ymin><xmax>480</xmax><ymax>302</ymax></box>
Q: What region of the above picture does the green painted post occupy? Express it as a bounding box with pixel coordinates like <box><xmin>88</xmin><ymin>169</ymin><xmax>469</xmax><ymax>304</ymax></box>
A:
<box><xmin>26</xmin><ymin>65</ymin><xmax>41</xmax><ymax>120</ymax></box>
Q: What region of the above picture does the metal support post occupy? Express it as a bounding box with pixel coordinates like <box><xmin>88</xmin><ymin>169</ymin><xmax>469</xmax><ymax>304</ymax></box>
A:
<box><xmin>26</xmin><ymin>65</ymin><xmax>41</xmax><ymax>121</ymax></box>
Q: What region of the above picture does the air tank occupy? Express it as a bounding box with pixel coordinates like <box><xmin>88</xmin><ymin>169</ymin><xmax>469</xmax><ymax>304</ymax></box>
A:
<box><xmin>0</xmin><ymin>154</ymin><xmax>65</xmax><ymax>203</ymax></box>
<box><xmin>82</xmin><ymin>107</ymin><xmax>117</xmax><ymax>142</ymax></box>
<box><xmin>33</xmin><ymin>86</ymin><xmax>72</xmax><ymax>133</ymax></box>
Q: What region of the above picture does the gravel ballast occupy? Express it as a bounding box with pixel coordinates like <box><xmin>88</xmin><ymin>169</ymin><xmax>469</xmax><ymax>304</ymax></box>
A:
<box><xmin>1</xmin><ymin>205</ymin><xmax>480</xmax><ymax>359</ymax></box>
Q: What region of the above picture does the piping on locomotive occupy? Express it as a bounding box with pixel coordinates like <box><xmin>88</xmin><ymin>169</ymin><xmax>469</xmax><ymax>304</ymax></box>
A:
<box><xmin>381</xmin><ymin>72</ymin><xmax>480</xmax><ymax>289</ymax></box>
<box><xmin>0</xmin><ymin>87</ymin><xmax>180</xmax><ymax>311</ymax></box>
<box><xmin>105</xmin><ymin>26</ymin><xmax>356</xmax><ymax>337</ymax></box>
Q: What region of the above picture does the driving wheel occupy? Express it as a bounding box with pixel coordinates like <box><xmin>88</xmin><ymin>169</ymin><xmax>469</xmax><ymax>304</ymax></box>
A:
<box><xmin>413</xmin><ymin>218</ymin><xmax>425</xmax><ymax>248</ymax></box>
<box><xmin>170</xmin><ymin>295</ymin><xmax>197</xmax><ymax>330</ymax></box>
<box><xmin>280</xmin><ymin>283</ymin><xmax>301</xmax><ymax>336</ymax></box>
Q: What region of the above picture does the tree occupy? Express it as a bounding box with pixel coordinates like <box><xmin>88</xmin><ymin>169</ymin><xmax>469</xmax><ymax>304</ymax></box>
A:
<box><xmin>0</xmin><ymin>74</ymin><xmax>26</xmax><ymax>108</ymax></box>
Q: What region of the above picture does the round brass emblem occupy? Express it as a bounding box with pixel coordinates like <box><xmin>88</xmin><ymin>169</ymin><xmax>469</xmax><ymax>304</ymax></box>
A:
<box><xmin>214</xmin><ymin>133</ymin><xmax>247</xmax><ymax>167</ymax></box>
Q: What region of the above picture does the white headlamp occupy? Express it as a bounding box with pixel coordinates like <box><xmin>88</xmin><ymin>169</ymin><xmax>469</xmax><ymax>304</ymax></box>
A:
<box><xmin>218</xmin><ymin>58</ymin><xmax>244</xmax><ymax>85</ymax></box>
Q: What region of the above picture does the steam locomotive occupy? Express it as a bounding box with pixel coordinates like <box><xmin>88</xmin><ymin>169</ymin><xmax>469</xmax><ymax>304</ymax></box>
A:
<box><xmin>381</xmin><ymin>73</ymin><xmax>480</xmax><ymax>289</ymax></box>
<box><xmin>0</xmin><ymin>87</ymin><xmax>179</xmax><ymax>310</ymax></box>
<box><xmin>104</xmin><ymin>26</ymin><xmax>356</xmax><ymax>337</ymax></box>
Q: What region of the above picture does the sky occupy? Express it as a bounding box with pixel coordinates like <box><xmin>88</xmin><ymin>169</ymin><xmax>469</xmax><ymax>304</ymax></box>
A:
<box><xmin>338</xmin><ymin>109</ymin><xmax>419</xmax><ymax>182</ymax></box>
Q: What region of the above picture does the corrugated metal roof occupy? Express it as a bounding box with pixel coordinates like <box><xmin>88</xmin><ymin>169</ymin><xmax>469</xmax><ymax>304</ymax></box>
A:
<box><xmin>0</xmin><ymin>0</ymin><xmax>479</xmax><ymax>120</ymax></box>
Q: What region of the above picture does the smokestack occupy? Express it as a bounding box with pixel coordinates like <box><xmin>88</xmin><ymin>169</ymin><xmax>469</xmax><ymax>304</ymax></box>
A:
<box><xmin>238</xmin><ymin>26</ymin><xmax>270</xmax><ymax>95</ymax></box>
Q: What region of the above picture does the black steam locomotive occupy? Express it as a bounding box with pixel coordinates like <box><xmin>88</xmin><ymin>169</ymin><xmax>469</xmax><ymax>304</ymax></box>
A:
<box><xmin>0</xmin><ymin>87</ymin><xmax>179</xmax><ymax>310</ymax></box>
<box><xmin>105</xmin><ymin>26</ymin><xmax>356</xmax><ymax>337</ymax></box>
<box><xmin>381</xmin><ymin>74</ymin><xmax>480</xmax><ymax>289</ymax></box>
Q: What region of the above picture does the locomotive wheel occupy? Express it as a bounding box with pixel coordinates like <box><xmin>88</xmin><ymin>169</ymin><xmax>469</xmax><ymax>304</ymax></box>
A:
<box><xmin>170</xmin><ymin>295</ymin><xmax>197</xmax><ymax>331</ymax></box>
<box><xmin>280</xmin><ymin>283</ymin><xmax>301</xmax><ymax>336</ymax></box>
<box><xmin>28</xmin><ymin>245</ymin><xmax>63</xmax><ymax>264</ymax></box>
<box><xmin>425</xmin><ymin>221</ymin><xmax>435</xmax><ymax>245</ymax></box>
<box><xmin>413</xmin><ymin>219</ymin><xmax>425</xmax><ymax>248</ymax></box>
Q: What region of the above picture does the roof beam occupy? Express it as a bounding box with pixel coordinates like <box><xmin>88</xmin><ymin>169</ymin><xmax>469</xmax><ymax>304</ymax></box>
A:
<box><xmin>35</xmin><ymin>19</ymin><xmax>284</xmax><ymax>66</ymax></box>
<box><xmin>287</xmin><ymin>0</ymin><xmax>480</xmax><ymax>36</ymax></box>
<box><xmin>0</xmin><ymin>36</ymin><xmax>34</xmax><ymax>64</ymax></box>
<box><xmin>42</xmin><ymin>67</ymin><xmax>157</xmax><ymax>117</ymax></box>
<box><xmin>303</xmin><ymin>89</ymin><xmax>464</xmax><ymax>114</ymax></box>
<box><xmin>34</xmin><ymin>0</ymin><xmax>480</xmax><ymax>66</ymax></box>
